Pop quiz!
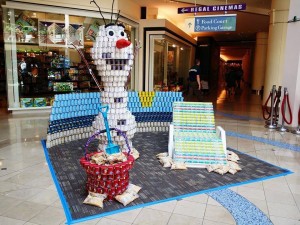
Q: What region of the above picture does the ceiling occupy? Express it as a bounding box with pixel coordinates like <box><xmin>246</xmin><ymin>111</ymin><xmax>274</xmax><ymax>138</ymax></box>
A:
<box><xmin>132</xmin><ymin>0</ymin><xmax>272</xmax><ymax>60</ymax></box>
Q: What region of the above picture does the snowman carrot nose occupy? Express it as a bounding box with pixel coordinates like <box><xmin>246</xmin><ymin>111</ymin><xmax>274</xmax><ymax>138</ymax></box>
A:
<box><xmin>116</xmin><ymin>39</ymin><xmax>131</xmax><ymax>49</ymax></box>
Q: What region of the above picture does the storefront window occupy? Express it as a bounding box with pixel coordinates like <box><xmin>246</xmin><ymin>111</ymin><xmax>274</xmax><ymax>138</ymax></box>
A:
<box><xmin>3</xmin><ymin>8</ymin><xmax>135</xmax><ymax>109</ymax></box>
<box><xmin>152</xmin><ymin>36</ymin><xmax>191</xmax><ymax>92</ymax></box>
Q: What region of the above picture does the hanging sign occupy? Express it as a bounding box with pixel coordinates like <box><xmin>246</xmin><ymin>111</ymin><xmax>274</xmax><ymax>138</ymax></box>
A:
<box><xmin>178</xmin><ymin>3</ymin><xmax>246</xmax><ymax>14</ymax></box>
<box><xmin>185</xmin><ymin>14</ymin><xmax>237</xmax><ymax>32</ymax></box>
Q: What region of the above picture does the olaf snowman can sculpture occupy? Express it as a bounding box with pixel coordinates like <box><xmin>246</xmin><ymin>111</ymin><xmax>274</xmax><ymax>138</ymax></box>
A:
<box><xmin>89</xmin><ymin>0</ymin><xmax>137</xmax><ymax>156</ymax></box>
<box><xmin>76</xmin><ymin>1</ymin><xmax>139</xmax><ymax>200</ymax></box>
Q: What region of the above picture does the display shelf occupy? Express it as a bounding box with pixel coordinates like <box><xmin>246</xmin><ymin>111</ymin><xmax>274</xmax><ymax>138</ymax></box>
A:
<box><xmin>16</xmin><ymin>48</ymin><xmax>101</xmax><ymax>108</ymax></box>
<box><xmin>14</xmin><ymin>42</ymin><xmax>39</xmax><ymax>46</ymax></box>
<box><xmin>38</xmin><ymin>21</ymin><xmax>84</xmax><ymax>48</ymax></box>
<box><xmin>48</xmin><ymin>80</ymin><xmax>72</xmax><ymax>82</ymax></box>
<box><xmin>20</xmin><ymin>90</ymin><xmax>77</xmax><ymax>96</ymax></box>
<box><xmin>9</xmin><ymin>106</ymin><xmax>52</xmax><ymax>114</ymax></box>
<box><xmin>9</xmin><ymin>106</ymin><xmax>52</xmax><ymax>110</ymax></box>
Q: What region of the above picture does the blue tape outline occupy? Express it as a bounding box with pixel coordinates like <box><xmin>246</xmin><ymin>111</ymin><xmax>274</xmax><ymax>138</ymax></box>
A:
<box><xmin>41</xmin><ymin>139</ymin><xmax>73</xmax><ymax>225</ymax></box>
<box><xmin>215</xmin><ymin>111</ymin><xmax>263</xmax><ymax>121</ymax></box>
<box><xmin>227</xmin><ymin>147</ymin><xmax>293</xmax><ymax>173</ymax></box>
<box><xmin>70</xmin><ymin>168</ymin><xmax>292</xmax><ymax>224</ymax></box>
<box><xmin>41</xmin><ymin>139</ymin><xmax>293</xmax><ymax>224</ymax></box>
<box><xmin>227</xmin><ymin>131</ymin><xmax>300</xmax><ymax>152</ymax></box>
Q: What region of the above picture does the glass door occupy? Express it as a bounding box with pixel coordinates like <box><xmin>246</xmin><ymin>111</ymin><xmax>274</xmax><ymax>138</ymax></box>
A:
<box><xmin>152</xmin><ymin>38</ymin><xmax>167</xmax><ymax>91</ymax></box>
<box><xmin>149</xmin><ymin>35</ymin><xmax>191</xmax><ymax>92</ymax></box>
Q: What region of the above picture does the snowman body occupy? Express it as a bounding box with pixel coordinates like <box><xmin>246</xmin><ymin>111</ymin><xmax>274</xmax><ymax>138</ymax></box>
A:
<box><xmin>91</xmin><ymin>24</ymin><xmax>136</xmax><ymax>152</ymax></box>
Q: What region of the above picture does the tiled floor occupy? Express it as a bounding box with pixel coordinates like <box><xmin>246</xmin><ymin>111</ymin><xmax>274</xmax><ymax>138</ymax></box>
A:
<box><xmin>0</xmin><ymin>88</ymin><xmax>300</xmax><ymax>225</ymax></box>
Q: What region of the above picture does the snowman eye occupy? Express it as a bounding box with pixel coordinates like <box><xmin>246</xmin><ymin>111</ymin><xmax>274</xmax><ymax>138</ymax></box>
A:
<box><xmin>107</xmin><ymin>29</ymin><xmax>115</xmax><ymax>37</ymax></box>
<box><xmin>119</xmin><ymin>30</ymin><xmax>125</xmax><ymax>37</ymax></box>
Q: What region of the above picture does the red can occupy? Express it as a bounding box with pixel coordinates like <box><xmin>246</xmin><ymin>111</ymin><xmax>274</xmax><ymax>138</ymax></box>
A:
<box><xmin>107</xmin><ymin>165</ymin><xmax>114</xmax><ymax>175</ymax></box>
<box><xmin>114</xmin><ymin>164</ymin><xmax>121</xmax><ymax>174</ymax></box>
<box><xmin>80</xmin><ymin>158</ymin><xmax>85</xmax><ymax>167</ymax></box>
<box><xmin>106</xmin><ymin>180</ymin><xmax>112</xmax><ymax>189</ymax></box>
<box><xmin>101</xmin><ymin>165</ymin><xmax>108</xmax><ymax>175</ymax></box>
<box><xmin>83</xmin><ymin>161</ymin><xmax>90</xmax><ymax>171</ymax></box>
<box><xmin>87</xmin><ymin>184</ymin><xmax>93</xmax><ymax>192</ymax></box>
<box><xmin>102</xmin><ymin>187</ymin><xmax>108</xmax><ymax>194</ymax></box>
<box><xmin>108</xmin><ymin>187</ymin><xmax>116</xmax><ymax>196</ymax></box>
<box><xmin>124</xmin><ymin>162</ymin><xmax>130</xmax><ymax>171</ymax></box>
<box><xmin>101</xmin><ymin>175</ymin><xmax>108</xmax><ymax>181</ymax></box>
<box><xmin>96</xmin><ymin>187</ymin><xmax>102</xmax><ymax>194</ymax></box>
<box><xmin>116</xmin><ymin>186</ymin><xmax>122</xmax><ymax>195</ymax></box>
<box><xmin>107</xmin><ymin>195</ymin><xmax>114</xmax><ymax>201</ymax></box>
<box><xmin>99</xmin><ymin>180</ymin><xmax>106</xmax><ymax>187</ymax></box>
<box><xmin>94</xmin><ymin>165</ymin><xmax>101</xmax><ymax>175</ymax></box>
<box><xmin>107</xmin><ymin>175</ymin><xmax>114</xmax><ymax>180</ymax></box>
<box><xmin>127</xmin><ymin>156</ymin><xmax>134</xmax><ymax>169</ymax></box>
<box><xmin>87</xmin><ymin>177</ymin><xmax>92</xmax><ymax>183</ymax></box>
<box><xmin>119</xmin><ymin>179</ymin><xmax>125</xmax><ymax>187</ymax></box>
<box><xmin>112</xmin><ymin>180</ymin><xmax>119</xmax><ymax>188</ymax></box>
<box><xmin>121</xmin><ymin>164</ymin><xmax>127</xmax><ymax>173</ymax></box>
<box><xmin>90</xmin><ymin>164</ymin><xmax>98</xmax><ymax>175</ymax></box>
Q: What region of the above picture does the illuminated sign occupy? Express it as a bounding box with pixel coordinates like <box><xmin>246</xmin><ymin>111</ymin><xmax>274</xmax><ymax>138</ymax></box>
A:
<box><xmin>185</xmin><ymin>14</ymin><xmax>237</xmax><ymax>32</ymax></box>
<box><xmin>178</xmin><ymin>4</ymin><xmax>246</xmax><ymax>14</ymax></box>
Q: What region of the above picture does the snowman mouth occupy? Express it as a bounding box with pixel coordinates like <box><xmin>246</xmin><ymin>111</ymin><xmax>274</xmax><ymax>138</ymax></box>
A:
<box><xmin>105</xmin><ymin>59</ymin><xmax>129</xmax><ymax>70</ymax></box>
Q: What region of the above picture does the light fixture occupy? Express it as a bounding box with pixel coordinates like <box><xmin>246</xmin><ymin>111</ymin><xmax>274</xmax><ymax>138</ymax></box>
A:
<box><xmin>180</xmin><ymin>47</ymin><xmax>184</xmax><ymax>50</ymax></box>
<box><xmin>172</xmin><ymin>44</ymin><xmax>176</xmax><ymax>47</ymax></box>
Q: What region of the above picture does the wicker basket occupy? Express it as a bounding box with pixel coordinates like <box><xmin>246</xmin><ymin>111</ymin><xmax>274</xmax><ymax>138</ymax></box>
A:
<box><xmin>80</xmin><ymin>128</ymin><xmax>134</xmax><ymax>201</ymax></box>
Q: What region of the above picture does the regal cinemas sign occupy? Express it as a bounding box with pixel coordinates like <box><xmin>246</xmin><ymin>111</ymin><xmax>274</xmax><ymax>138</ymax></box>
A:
<box><xmin>178</xmin><ymin>3</ymin><xmax>246</xmax><ymax>14</ymax></box>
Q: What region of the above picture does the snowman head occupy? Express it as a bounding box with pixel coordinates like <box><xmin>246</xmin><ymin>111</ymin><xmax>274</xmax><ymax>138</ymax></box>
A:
<box><xmin>92</xmin><ymin>23</ymin><xmax>133</xmax><ymax>75</ymax></box>
<box><xmin>104</xmin><ymin>23</ymin><xmax>131</xmax><ymax>50</ymax></box>
<box><xmin>91</xmin><ymin>0</ymin><xmax>134</xmax><ymax>75</ymax></box>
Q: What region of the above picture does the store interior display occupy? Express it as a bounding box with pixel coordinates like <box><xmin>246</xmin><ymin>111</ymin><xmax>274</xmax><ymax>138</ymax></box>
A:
<box><xmin>16</xmin><ymin>47</ymin><xmax>101</xmax><ymax>108</ymax></box>
<box><xmin>153</xmin><ymin>39</ymin><xmax>189</xmax><ymax>92</ymax></box>
<box><xmin>17</xmin><ymin>50</ymin><xmax>99</xmax><ymax>95</ymax></box>
<box><xmin>3</xmin><ymin>10</ymin><xmax>108</xmax><ymax>108</ymax></box>
<box><xmin>38</xmin><ymin>21</ymin><xmax>84</xmax><ymax>47</ymax></box>
<box><xmin>20</xmin><ymin>97</ymin><xmax>53</xmax><ymax>108</ymax></box>
<box><xmin>14</xmin><ymin>13</ymin><xmax>38</xmax><ymax>44</ymax></box>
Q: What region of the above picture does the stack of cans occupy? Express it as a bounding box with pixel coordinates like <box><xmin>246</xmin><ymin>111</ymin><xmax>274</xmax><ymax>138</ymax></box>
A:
<box><xmin>172</xmin><ymin>102</ymin><xmax>227</xmax><ymax>167</ymax></box>
<box><xmin>127</xmin><ymin>91</ymin><xmax>184</xmax><ymax>132</ymax></box>
<box><xmin>46</xmin><ymin>92</ymin><xmax>101</xmax><ymax>148</ymax></box>
<box><xmin>80</xmin><ymin>152</ymin><xmax>134</xmax><ymax>201</ymax></box>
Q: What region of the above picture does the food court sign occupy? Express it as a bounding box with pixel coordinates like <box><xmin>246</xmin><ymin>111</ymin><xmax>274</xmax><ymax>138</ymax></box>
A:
<box><xmin>185</xmin><ymin>14</ymin><xmax>237</xmax><ymax>32</ymax></box>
